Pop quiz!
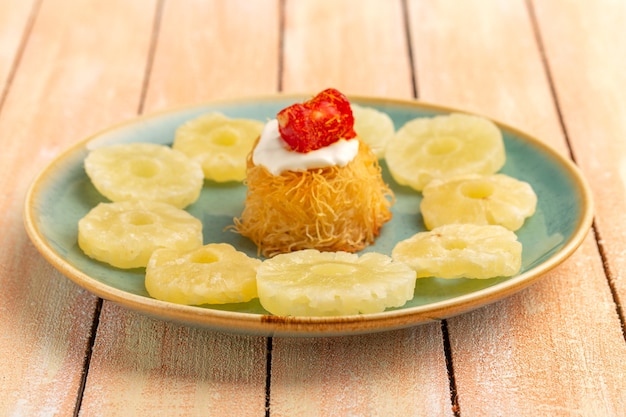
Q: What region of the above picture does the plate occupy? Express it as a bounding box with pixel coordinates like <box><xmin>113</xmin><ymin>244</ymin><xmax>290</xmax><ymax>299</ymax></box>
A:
<box><xmin>24</xmin><ymin>95</ymin><xmax>593</xmax><ymax>337</ymax></box>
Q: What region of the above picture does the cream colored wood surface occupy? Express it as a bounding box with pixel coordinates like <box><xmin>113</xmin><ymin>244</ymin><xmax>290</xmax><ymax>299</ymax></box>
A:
<box><xmin>408</xmin><ymin>0</ymin><xmax>626</xmax><ymax>415</ymax></box>
<box><xmin>269</xmin><ymin>327</ymin><xmax>453</xmax><ymax>417</ymax></box>
<box><xmin>1</xmin><ymin>0</ymin><xmax>624</xmax><ymax>416</ymax></box>
<box><xmin>144</xmin><ymin>0</ymin><xmax>280</xmax><ymax>109</ymax></box>
<box><xmin>79</xmin><ymin>305</ymin><xmax>268</xmax><ymax>416</ymax></box>
<box><xmin>408</xmin><ymin>0</ymin><xmax>563</xmax><ymax>144</ymax></box>
<box><xmin>282</xmin><ymin>0</ymin><xmax>413</xmax><ymax>98</ymax></box>
<box><xmin>534</xmin><ymin>0</ymin><xmax>626</xmax><ymax>309</ymax></box>
<box><xmin>0</xmin><ymin>0</ymin><xmax>33</xmax><ymax>88</ymax></box>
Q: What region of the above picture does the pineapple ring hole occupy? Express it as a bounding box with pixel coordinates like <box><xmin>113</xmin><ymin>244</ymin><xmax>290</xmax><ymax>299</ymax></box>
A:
<box><xmin>460</xmin><ymin>180</ymin><xmax>495</xmax><ymax>199</ymax></box>
<box><xmin>123</xmin><ymin>211</ymin><xmax>157</xmax><ymax>226</ymax></box>
<box><xmin>311</xmin><ymin>262</ymin><xmax>359</xmax><ymax>277</ymax></box>
<box><xmin>130</xmin><ymin>159</ymin><xmax>160</xmax><ymax>178</ymax></box>
<box><xmin>208</xmin><ymin>127</ymin><xmax>239</xmax><ymax>147</ymax></box>
<box><xmin>189</xmin><ymin>249</ymin><xmax>220</xmax><ymax>264</ymax></box>
<box><xmin>426</xmin><ymin>136</ymin><xmax>461</xmax><ymax>155</ymax></box>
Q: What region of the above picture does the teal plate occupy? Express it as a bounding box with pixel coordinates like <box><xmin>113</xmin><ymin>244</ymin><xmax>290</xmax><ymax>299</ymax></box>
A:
<box><xmin>24</xmin><ymin>95</ymin><xmax>593</xmax><ymax>337</ymax></box>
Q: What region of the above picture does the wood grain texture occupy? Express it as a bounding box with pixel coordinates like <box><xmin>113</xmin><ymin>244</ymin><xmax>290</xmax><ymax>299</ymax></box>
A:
<box><xmin>0</xmin><ymin>0</ymin><xmax>156</xmax><ymax>415</ymax></box>
<box><xmin>533</xmin><ymin>0</ymin><xmax>626</xmax><ymax>313</ymax></box>
<box><xmin>4</xmin><ymin>0</ymin><xmax>625</xmax><ymax>415</ymax></box>
<box><xmin>79</xmin><ymin>304</ymin><xmax>267</xmax><ymax>417</ymax></box>
<box><xmin>407</xmin><ymin>0</ymin><xmax>626</xmax><ymax>414</ymax></box>
<box><xmin>77</xmin><ymin>1</ymin><xmax>277</xmax><ymax>414</ymax></box>
<box><xmin>144</xmin><ymin>0</ymin><xmax>280</xmax><ymax>110</ymax></box>
<box><xmin>269</xmin><ymin>326</ymin><xmax>454</xmax><ymax>417</ymax></box>
<box><xmin>0</xmin><ymin>0</ymin><xmax>34</xmax><ymax>90</ymax></box>
<box><xmin>408</xmin><ymin>0</ymin><xmax>563</xmax><ymax>145</ymax></box>
<box><xmin>282</xmin><ymin>0</ymin><xmax>413</xmax><ymax>98</ymax></box>
<box><xmin>449</xmin><ymin>239</ymin><xmax>626</xmax><ymax>416</ymax></box>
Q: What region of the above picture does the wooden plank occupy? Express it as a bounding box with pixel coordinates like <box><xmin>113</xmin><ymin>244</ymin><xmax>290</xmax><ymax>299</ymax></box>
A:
<box><xmin>407</xmin><ymin>0</ymin><xmax>626</xmax><ymax>415</ymax></box>
<box><xmin>408</xmin><ymin>0</ymin><xmax>564</xmax><ymax>146</ymax></box>
<box><xmin>532</xmin><ymin>0</ymin><xmax>626</xmax><ymax>312</ymax></box>
<box><xmin>0</xmin><ymin>0</ymin><xmax>34</xmax><ymax>90</ymax></box>
<box><xmin>77</xmin><ymin>0</ymin><xmax>279</xmax><ymax>414</ymax></box>
<box><xmin>270</xmin><ymin>327</ymin><xmax>454</xmax><ymax>417</ymax></box>
<box><xmin>282</xmin><ymin>0</ymin><xmax>414</xmax><ymax>98</ymax></box>
<box><xmin>80</xmin><ymin>304</ymin><xmax>268</xmax><ymax>416</ymax></box>
<box><xmin>448</xmin><ymin>242</ymin><xmax>626</xmax><ymax>416</ymax></box>
<box><xmin>271</xmin><ymin>1</ymin><xmax>454</xmax><ymax>415</ymax></box>
<box><xmin>0</xmin><ymin>0</ymin><xmax>157</xmax><ymax>415</ymax></box>
<box><xmin>145</xmin><ymin>0</ymin><xmax>280</xmax><ymax>109</ymax></box>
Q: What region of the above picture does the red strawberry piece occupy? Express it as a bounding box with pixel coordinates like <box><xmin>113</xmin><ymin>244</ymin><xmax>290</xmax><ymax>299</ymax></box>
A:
<box><xmin>277</xmin><ymin>88</ymin><xmax>357</xmax><ymax>153</ymax></box>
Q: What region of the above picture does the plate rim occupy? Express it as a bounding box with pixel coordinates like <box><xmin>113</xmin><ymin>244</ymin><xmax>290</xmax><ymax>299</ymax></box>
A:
<box><xmin>23</xmin><ymin>94</ymin><xmax>594</xmax><ymax>337</ymax></box>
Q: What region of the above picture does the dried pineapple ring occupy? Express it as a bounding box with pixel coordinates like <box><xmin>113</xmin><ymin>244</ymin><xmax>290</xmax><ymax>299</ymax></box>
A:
<box><xmin>351</xmin><ymin>104</ymin><xmax>395</xmax><ymax>158</ymax></box>
<box><xmin>78</xmin><ymin>200</ymin><xmax>203</xmax><ymax>269</ymax></box>
<box><xmin>385</xmin><ymin>113</ymin><xmax>505</xmax><ymax>191</ymax></box>
<box><xmin>392</xmin><ymin>224</ymin><xmax>522</xmax><ymax>279</ymax></box>
<box><xmin>84</xmin><ymin>143</ymin><xmax>203</xmax><ymax>209</ymax></box>
<box><xmin>256</xmin><ymin>249</ymin><xmax>416</xmax><ymax>316</ymax></box>
<box><xmin>173</xmin><ymin>112</ymin><xmax>264</xmax><ymax>182</ymax></box>
<box><xmin>145</xmin><ymin>243</ymin><xmax>261</xmax><ymax>305</ymax></box>
<box><xmin>421</xmin><ymin>174</ymin><xmax>537</xmax><ymax>231</ymax></box>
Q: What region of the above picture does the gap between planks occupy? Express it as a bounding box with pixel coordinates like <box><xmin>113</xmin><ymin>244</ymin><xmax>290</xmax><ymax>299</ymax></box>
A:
<box><xmin>137</xmin><ymin>0</ymin><xmax>165</xmax><ymax>115</ymax></box>
<box><xmin>73</xmin><ymin>298</ymin><xmax>103</xmax><ymax>417</ymax></box>
<box><xmin>0</xmin><ymin>0</ymin><xmax>43</xmax><ymax>114</ymax></box>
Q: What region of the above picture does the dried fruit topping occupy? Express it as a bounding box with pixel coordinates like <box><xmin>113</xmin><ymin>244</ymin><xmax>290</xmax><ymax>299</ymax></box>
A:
<box><xmin>276</xmin><ymin>88</ymin><xmax>357</xmax><ymax>153</ymax></box>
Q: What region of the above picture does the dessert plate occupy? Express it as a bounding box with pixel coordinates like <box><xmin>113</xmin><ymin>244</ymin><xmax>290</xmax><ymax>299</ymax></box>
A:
<box><xmin>24</xmin><ymin>95</ymin><xmax>593</xmax><ymax>337</ymax></box>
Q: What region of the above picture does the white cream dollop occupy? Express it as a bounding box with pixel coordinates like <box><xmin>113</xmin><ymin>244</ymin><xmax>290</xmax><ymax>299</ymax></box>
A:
<box><xmin>252</xmin><ymin>119</ymin><xmax>359</xmax><ymax>176</ymax></box>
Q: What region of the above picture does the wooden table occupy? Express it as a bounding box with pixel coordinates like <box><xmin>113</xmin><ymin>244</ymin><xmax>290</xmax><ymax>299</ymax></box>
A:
<box><xmin>2</xmin><ymin>0</ymin><xmax>625</xmax><ymax>415</ymax></box>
